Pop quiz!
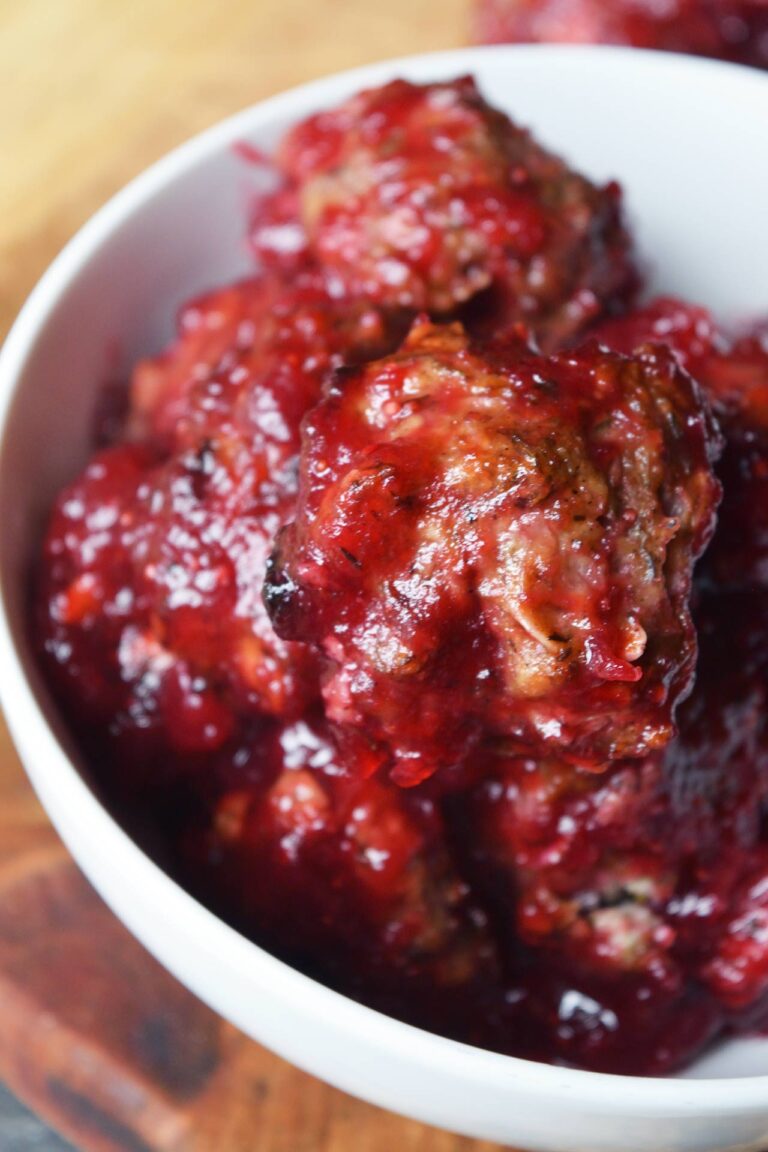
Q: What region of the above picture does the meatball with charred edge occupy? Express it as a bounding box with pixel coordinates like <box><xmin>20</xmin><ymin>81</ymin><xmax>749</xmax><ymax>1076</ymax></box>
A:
<box><xmin>253</xmin><ymin>77</ymin><xmax>638</xmax><ymax>350</ymax></box>
<box><xmin>35</xmin><ymin>274</ymin><xmax>398</xmax><ymax>775</ymax></box>
<box><xmin>592</xmin><ymin>299</ymin><xmax>768</xmax><ymax>590</ymax></box>
<box><xmin>265</xmin><ymin>319</ymin><xmax>721</xmax><ymax>785</ymax></box>
<box><xmin>472</xmin><ymin>0</ymin><xmax>768</xmax><ymax>70</ymax></box>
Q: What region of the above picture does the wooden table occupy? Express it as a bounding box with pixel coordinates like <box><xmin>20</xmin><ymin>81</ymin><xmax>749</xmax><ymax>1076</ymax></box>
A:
<box><xmin>0</xmin><ymin>2</ymin><xmax>511</xmax><ymax>1149</ymax></box>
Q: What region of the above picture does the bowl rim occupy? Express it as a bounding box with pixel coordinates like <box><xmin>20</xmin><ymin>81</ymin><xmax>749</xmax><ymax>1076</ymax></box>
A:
<box><xmin>3</xmin><ymin>43</ymin><xmax>768</xmax><ymax>1113</ymax></box>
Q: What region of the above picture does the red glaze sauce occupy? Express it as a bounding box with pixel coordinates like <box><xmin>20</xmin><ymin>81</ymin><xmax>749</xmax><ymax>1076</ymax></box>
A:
<box><xmin>472</xmin><ymin>0</ymin><xmax>768</xmax><ymax>70</ymax></box>
<box><xmin>32</xmin><ymin>77</ymin><xmax>768</xmax><ymax>1075</ymax></box>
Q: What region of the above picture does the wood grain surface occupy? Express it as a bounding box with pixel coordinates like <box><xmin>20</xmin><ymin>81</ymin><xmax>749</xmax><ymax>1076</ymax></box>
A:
<box><xmin>0</xmin><ymin>2</ymin><xmax>513</xmax><ymax>1150</ymax></box>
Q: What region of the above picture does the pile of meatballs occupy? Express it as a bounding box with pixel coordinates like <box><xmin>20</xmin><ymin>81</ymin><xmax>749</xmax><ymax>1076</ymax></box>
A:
<box><xmin>35</xmin><ymin>77</ymin><xmax>768</xmax><ymax>1074</ymax></box>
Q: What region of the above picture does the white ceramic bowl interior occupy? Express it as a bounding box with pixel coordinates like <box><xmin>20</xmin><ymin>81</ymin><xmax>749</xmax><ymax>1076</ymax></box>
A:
<box><xmin>2</xmin><ymin>46</ymin><xmax>768</xmax><ymax>1152</ymax></box>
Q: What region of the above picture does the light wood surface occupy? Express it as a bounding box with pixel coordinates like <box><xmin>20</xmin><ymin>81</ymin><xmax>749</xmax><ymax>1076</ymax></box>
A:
<box><xmin>0</xmin><ymin>2</ymin><xmax>513</xmax><ymax>1150</ymax></box>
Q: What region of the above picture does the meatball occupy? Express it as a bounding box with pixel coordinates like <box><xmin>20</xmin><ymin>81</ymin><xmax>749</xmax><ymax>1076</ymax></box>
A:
<box><xmin>458</xmin><ymin>751</ymin><xmax>678</xmax><ymax>973</ymax></box>
<box><xmin>36</xmin><ymin>274</ymin><xmax>399</xmax><ymax>775</ymax></box>
<box><xmin>179</xmin><ymin>714</ymin><xmax>497</xmax><ymax>1020</ymax></box>
<box><xmin>593</xmin><ymin>299</ymin><xmax>768</xmax><ymax>589</ymax></box>
<box><xmin>35</xmin><ymin>440</ymin><xmax>318</xmax><ymax>781</ymax></box>
<box><xmin>589</xmin><ymin>296</ymin><xmax>725</xmax><ymax>372</ymax></box>
<box><xmin>462</xmin><ymin>591</ymin><xmax>768</xmax><ymax>970</ymax></box>
<box><xmin>253</xmin><ymin>77</ymin><xmax>638</xmax><ymax>348</ymax></box>
<box><xmin>472</xmin><ymin>0</ymin><xmax>768</xmax><ymax>69</ymax></box>
<box><xmin>266</xmin><ymin>319</ymin><xmax>721</xmax><ymax>784</ymax></box>
<box><xmin>452</xmin><ymin>587</ymin><xmax>768</xmax><ymax>1071</ymax></box>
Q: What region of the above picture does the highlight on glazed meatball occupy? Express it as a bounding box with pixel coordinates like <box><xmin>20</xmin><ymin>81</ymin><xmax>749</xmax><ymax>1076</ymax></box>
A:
<box><xmin>253</xmin><ymin>77</ymin><xmax>638</xmax><ymax>349</ymax></box>
<box><xmin>265</xmin><ymin>319</ymin><xmax>721</xmax><ymax>784</ymax></box>
<box><xmin>593</xmin><ymin>299</ymin><xmax>768</xmax><ymax>589</ymax></box>
<box><xmin>472</xmin><ymin>0</ymin><xmax>768</xmax><ymax>69</ymax></box>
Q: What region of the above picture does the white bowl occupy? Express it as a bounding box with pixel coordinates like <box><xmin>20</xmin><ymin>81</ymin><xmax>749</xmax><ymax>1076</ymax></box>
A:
<box><xmin>2</xmin><ymin>45</ymin><xmax>768</xmax><ymax>1152</ymax></box>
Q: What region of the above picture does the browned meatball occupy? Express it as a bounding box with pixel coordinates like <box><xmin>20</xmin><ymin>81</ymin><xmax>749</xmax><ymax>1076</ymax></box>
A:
<box><xmin>253</xmin><ymin>77</ymin><xmax>638</xmax><ymax>349</ymax></box>
<box><xmin>265</xmin><ymin>320</ymin><xmax>721</xmax><ymax>784</ymax></box>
